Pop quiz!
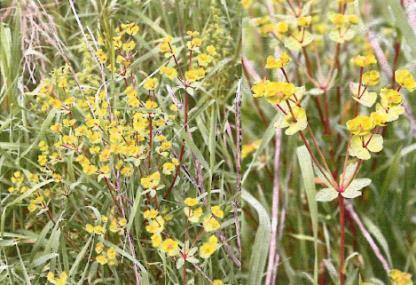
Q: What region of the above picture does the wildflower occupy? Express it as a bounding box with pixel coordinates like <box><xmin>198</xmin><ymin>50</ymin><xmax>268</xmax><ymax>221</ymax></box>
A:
<box><xmin>276</xmin><ymin>105</ymin><xmax>308</xmax><ymax>135</ymax></box>
<box><xmin>362</xmin><ymin>70</ymin><xmax>380</xmax><ymax>86</ymax></box>
<box><xmin>297</xmin><ymin>16</ymin><xmax>312</xmax><ymax>27</ymax></box>
<box><xmin>141</xmin><ymin>171</ymin><xmax>160</xmax><ymax>189</ymax></box>
<box><xmin>159</xmin><ymin>36</ymin><xmax>174</xmax><ymax>54</ymax></box>
<box><xmin>143</xmin><ymin>209</ymin><xmax>159</xmax><ymax>219</ymax></box>
<box><xmin>121</xmin><ymin>23</ymin><xmax>139</xmax><ymax>35</ymax></box>
<box><xmin>96</xmin><ymin>49</ymin><xmax>107</xmax><ymax>63</ymax></box>
<box><xmin>160</xmin><ymin>66</ymin><xmax>178</xmax><ymax>80</ymax></box>
<box><xmin>145</xmin><ymin>216</ymin><xmax>165</xmax><ymax>234</ymax></box>
<box><xmin>275</xmin><ymin>21</ymin><xmax>289</xmax><ymax>34</ymax></box>
<box><xmin>143</xmin><ymin>78</ymin><xmax>158</xmax><ymax>91</ymax></box>
<box><xmin>151</xmin><ymin>234</ymin><xmax>162</xmax><ymax>248</ymax></box>
<box><xmin>162</xmin><ymin>162</ymin><xmax>175</xmax><ymax>175</ymax></box>
<box><xmin>349</xmin><ymin>134</ymin><xmax>383</xmax><ymax>160</ymax></box>
<box><xmin>346</xmin><ymin>115</ymin><xmax>374</xmax><ymax>136</ymax></box>
<box><xmin>93</xmin><ymin>225</ymin><xmax>105</xmax><ymax>235</ymax></box>
<box><xmin>203</xmin><ymin>216</ymin><xmax>221</xmax><ymax>232</ymax></box>
<box><xmin>122</xmin><ymin>40</ymin><xmax>136</xmax><ymax>52</ymax></box>
<box><xmin>145</xmin><ymin>100</ymin><xmax>158</xmax><ymax>109</ymax></box>
<box><xmin>196</xmin><ymin>53</ymin><xmax>213</xmax><ymax>67</ymax></box>
<box><xmin>47</xmin><ymin>272</ymin><xmax>67</xmax><ymax>285</ymax></box>
<box><xmin>161</xmin><ymin>238</ymin><xmax>180</xmax><ymax>256</ymax></box>
<box><xmin>184</xmin><ymin>207</ymin><xmax>203</xmax><ymax>223</ymax></box>
<box><xmin>184</xmin><ymin>197</ymin><xmax>199</xmax><ymax>207</ymax></box>
<box><xmin>389</xmin><ymin>269</ymin><xmax>412</xmax><ymax>285</ymax></box>
<box><xmin>96</xmin><ymin>254</ymin><xmax>108</xmax><ymax>265</ymax></box>
<box><xmin>370</xmin><ymin>111</ymin><xmax>388</xmax><ymax>127</ymax></box>
<box><xmin>211</xmin><ymin>206</ymin><xmax>224</xmax><ymax>219</ymax></box>
<box><xmin>199</xmin><ymin>235</ymin><xmax>219</xmax><ymax>258</ymax></box>
<box><xmin>212</xmin><ymin>280</ymin><xmax>224</xmax><ymax>285</ymax></box>
<box><xmin>95</xmin><ymin>242</ymin><xmax>104</xmax><ymax>254</ymax></box>
<box><xmin>206</xmin><ymin>45</ymin><xmax>217</xmax><ymax>56</ymax></box>
<box><xmin>252</xmin><ymin>80</ymin><xmax>296</xmax><ymax>104</ymax></box>
<box><xmin>85</xmin><ymin>224</ymin><xmax>94</xmax><ymax>234</ymax></box>
<box><xmin>351</xmin><ymin>54</ymin><xmax>377</xmax><ymax>67</ymax></box>
<box><xmin>395</xmin><ymin>69</ymin><xmax>416</xmax><ymax>91</ymax></box>
<box><xmin>185</xmin><ymin>68</ymin><xmax>206</xmax><ymax>82</ymax></box>
<box><xmin>265</xmin><ymin>52</ymin><xmax>291</xmax><ymax>69</ymax></box>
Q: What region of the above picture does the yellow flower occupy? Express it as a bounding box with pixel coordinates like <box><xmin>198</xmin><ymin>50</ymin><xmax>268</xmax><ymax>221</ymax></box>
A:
<box><xmin>380</xmin><ymin>88</ymin><xmax>402</xmax><ymax>108</ymax></box>
<box><xmin>362</xmin><ymin>70</ymin><xmax>380</xmax><ymax>86</ymax></box>
<box><xmin>95</xmin><ymin>49</ymin><xmax>107</xmax><ymax>63</ymax></box>
<box><xmin>93</xmin><ymin>225</ymin><xmax>105</xmax><ymax>235</ymax></box>
<box><xmin>185</xmin><ymin>68</ymin><xmax>206</xmax><ymax>82</ymax></box>
<box><xmin>47</xmin><ymin>272</ymin><xmax>55</xmax><ymax>282</ymax></box>
<box><xmin>161</xmin><ymin>238</ymin><xmax>180</xmax><ymax>256</ymax></box>
<box><xmin>143</xmin><ymin>78</ymin><xmax>158</xmax><ymax>91</ymax></box>
<box><xmin>159</xmin><ymin>35</ymin><xmax>174</xmax><ymax>54</ymax></box>
<box><xmin>199</xmin><ymin>235</ymin><xmax>218</xmax><ymax>258</ymax></box>
<box><xmin>196</xmin><ymin>53</ymin><xmax>213</xmax><ymax>67</ymax></box>
<box><xmin>241</xmin><ymin>0</ymin><xmax>252</xmax><ymax>9</ymax></box>
<box><xmin>145</xmin><ymin>100</ymin><xmax>158</xmax><ymax>110</ymax></box>
<box><xmin>145</xmin><ymin>216</ymin><xmax>165</xmax><ymax>234</ymax></box>
<box><xmin>162</xmin><ymin>162</ymin><xmax>175</xmax><ymax>175</ymax></box>
<box><xmin>184</xmin><ymin>207</ymin><xmax>203</xmax><ymax>223</ymax></box>
<box><xmin>85</xmin><ymin>224</ymin><xmax>94</xmax><ymax>234</ymax></box>
<box><xmin>107</xmin><ymin>247</ymin><xmax>117</xmax><ymax>260</ymax></box>
<box><xmin>151</xmin><ymin>234</ymin><xmax>162</xmax><ymax>248</ymax></box>
<box><xmin>55</xmin><ymin>272</ymin><xmax>67</xmax><ymax>285</ymax></box>
<box><xmin>297</xmin><ymin>16</ymin><xmax>312</xmax><ymax>27</ymax></box>
<box><xmin>251</xmin><ymin>80</ymin><xmax>296</xmax><ymax>104</ymax></box>
<box><xmin>212</xmin><ymin>280</ymin><xmax>224</xmax><ymax>285</ymax></box>
<box><xmin>211</xmin><ymin>206</ymin><xmax>224</xmax><ymax>219</ymax></box>
<box><xmin>143</xmin><ymin>208</ymin><xmax>159</xmax><ymax>219</ymax></box>
<box><xmin>265</xmin><ymin>52</ymin><xmax>291</xmax><ymax>69</ymax></box>
<box><xmin>346</xmin><ymin>115</ymin><xmax>374</xmax><ymax>136</ymax></box>
<box><xmin>395</xmin><ymin>69</ymin><xmax>416</xmax><ymax>91</ymax></box>
<box><xmin>276</xmin><ymin>105</ymin><xmax>308</xmax><ymax>135</ymax></box>
<box><xmin>203</xmin><ymin>216</ymin><xmax>221</xmax><ymax>232</ymax></box>
<box><xmin>275</xmin><ymin>21</ymin><xmax>289</xmax><ymax>34</ymax></box>
<box><xmin>95</xmin><ymin>242</ymin><xmax>104</xmax><ymax>254</ymax></box>
<box><xmin>122</xmin><ymin>41</ymin><xmax>136</xmax><ymax>52</ymax></box>
<box><xmin>184</xmin><ymin>197</ymin><xmax>199</xmax><ymax>207</ymax></box>
<box><xmin>121</xmin><ymin>23</ymin><xmax>139</xmax><ymax>35</ymax></box>
<box><xmin>141</xmin><ymin>171</ymin><xmax>160</xmax><ymax>189</ymax></box>
<box><xmin>370</xmin><ymin>111</ymin><xmax>388</xmax><ymax>127</ymax></box>
<box><xmin>96</xmin><ymin>254</ymin><xmax>108</xmax><ymax>265</ymax></box>
<box><xmin>351</xmin><ymin>54</ymin><xmax>377</xmax><ymax>67</ymax></box>
<box><xmin>349</xmin><ymin>134</ymin><xmax>383</xmax><ymax>160</ymax></box>
<box><xmin>206</xmin><ymin>45</ymin><xmax>217</xmax><ymax>56</ymax></box>
<box><xmin>389</xmin><ymin>269</ymin><xmax>413</xmax><ymax>285</ymax></box>
<box><xmin>160</xmin><ymin>66</ymin><xmax>178</xmax><ymax>80</ymax></box>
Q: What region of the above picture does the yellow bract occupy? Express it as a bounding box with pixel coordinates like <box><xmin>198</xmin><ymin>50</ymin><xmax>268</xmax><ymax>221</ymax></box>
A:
<box><xmin>349</xmin><ymin>134</ymin><xmax>383</xmax><ymax>160</ymax></box>
<box><xmin>276</xmin><ymin>106</ymin><xmax>308</xmax><ymax>135</ymax></box>
<box><xmin>395</xmin><ymin>69</ymin><xmax>416</xmax><ymax>91</ymax></box>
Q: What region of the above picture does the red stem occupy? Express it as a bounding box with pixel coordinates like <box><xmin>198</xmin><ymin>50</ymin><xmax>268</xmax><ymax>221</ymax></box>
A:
<box><xmin>338</xmin><ymin>195</ymin><xmax>345</xmax><ymax>285</ymax></box>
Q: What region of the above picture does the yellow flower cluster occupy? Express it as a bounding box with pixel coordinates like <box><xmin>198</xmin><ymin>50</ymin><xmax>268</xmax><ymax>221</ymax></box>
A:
<box><xmin>47</xmin><ymin>271</ymin><xmax>67</xmax><ymax>285</ymax></box>
<box><xmin>95</xmin><ymin>242</ymin><xmax>118</xmax><ymax>266</ymax></box>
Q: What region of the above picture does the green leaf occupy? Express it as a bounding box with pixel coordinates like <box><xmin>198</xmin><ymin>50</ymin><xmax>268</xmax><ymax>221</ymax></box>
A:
<box><xmin>242</xmin><ymin>190</ymin><xmax>271</xmax><ymax>285</ymax></box>
<box><xmin>316</xmin><ymin>187</ymin><xmax>338</xmax><ymax>202</ymax></box>
<box><xmin>297</xmin><ymin>145</ymin><xmax>319</xmax><ymax>284</ymax></box>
